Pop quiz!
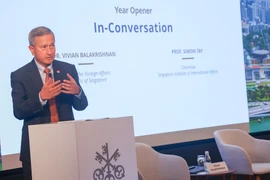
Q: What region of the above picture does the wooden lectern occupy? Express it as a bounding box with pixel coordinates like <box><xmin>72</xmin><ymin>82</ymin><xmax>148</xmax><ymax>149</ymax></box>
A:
<box><xmin>29</xmin><ymin>116</ymin><xmax>138</xmax><ymax>180</ymax></box>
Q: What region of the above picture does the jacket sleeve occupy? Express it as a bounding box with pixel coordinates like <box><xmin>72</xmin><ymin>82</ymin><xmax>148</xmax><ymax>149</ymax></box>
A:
<box><xmin>10</xmin><ymin>72</ymin><xmax>43</xmax><ymax>120</ymax></box>
<box><xmin>70</xmin><ymin>65</ymin><xmax>88</xmax><ymax>111</ymax></box>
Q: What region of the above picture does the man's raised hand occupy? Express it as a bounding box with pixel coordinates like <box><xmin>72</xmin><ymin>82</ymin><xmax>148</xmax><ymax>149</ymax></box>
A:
<box><xmin>61</xmin><ymin>73</ymin><xmax>80</xmax><ymax>95</ymax></box>
<box><xmin>40</xmin><ymin>78</ymin><xmax>62</xmax><ymax>100</ymax></box>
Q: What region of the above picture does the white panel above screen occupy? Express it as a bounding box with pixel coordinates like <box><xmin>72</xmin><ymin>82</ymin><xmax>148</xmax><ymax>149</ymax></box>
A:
<box><xmin>0</xmin><ymin>0</ymin><xmax>248</xmax><ymax>155</ymax></box>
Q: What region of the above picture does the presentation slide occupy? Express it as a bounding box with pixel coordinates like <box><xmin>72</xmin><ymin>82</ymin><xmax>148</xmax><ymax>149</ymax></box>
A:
<box><xmin>0</xmin><ymin>0</ymin><xmax>249</xmax><ymax>156</ymax></box>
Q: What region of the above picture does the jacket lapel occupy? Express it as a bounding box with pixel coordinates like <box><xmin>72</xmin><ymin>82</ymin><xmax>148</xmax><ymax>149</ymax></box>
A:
<box><xmin>52</xmin><ymin>61</ymin><xmax>64</xmax><ymax>82</ymax></box>
<box><xmin>27</xmin><ymin>60</ymin><xmax>43</xmax><ymax>92</ymax></box>
<box><xmin>52</xmin><ymin>61</ymin><xmax>65</xmax><ymax>108</ymax></box>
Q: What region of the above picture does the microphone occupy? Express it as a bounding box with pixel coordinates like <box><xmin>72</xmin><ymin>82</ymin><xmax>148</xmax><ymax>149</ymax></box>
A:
<box><xmin>48</xmin><ymin>73</ymin><xmax>52</xmax><ymax>78</ymax></box>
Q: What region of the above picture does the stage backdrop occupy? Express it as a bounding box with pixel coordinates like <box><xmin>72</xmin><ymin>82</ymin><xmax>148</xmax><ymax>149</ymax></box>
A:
<box><xmin>240</xmin><ymin>0</ymin><xmax>270</xmax><ymax>133</ymax></box>
<box><xmin>0</xmin><ymin>0</ymin><xmax>251</xmax><ymax>156</ymax></box>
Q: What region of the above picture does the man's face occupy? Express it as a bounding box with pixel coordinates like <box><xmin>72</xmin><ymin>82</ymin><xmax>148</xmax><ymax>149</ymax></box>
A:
<box><xmin>28</xmin><ymin>34</ymin><xmax>55</xmax><ymax>67</ymax></box>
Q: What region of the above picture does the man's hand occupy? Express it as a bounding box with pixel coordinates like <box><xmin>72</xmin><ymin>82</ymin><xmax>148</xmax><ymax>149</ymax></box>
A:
<box><xmin>40</xmin><ymin>78</ymin><xmax>62</xmax><ymax>100</ymax></box>
<box><xmin>61</xmin><ymin>73</ymin><xmax>80</xmax><ymax>95</ymax></box>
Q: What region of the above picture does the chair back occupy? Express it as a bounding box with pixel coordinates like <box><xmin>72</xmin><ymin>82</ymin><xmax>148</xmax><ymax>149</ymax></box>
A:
<box><xmin>214</xmin><ymin>129</ymin><xmax>254</xmax><ymax>175</ymax></box>
<box><xmin>135</xmin><ymin>142</ymin><xmax>190</xmax><ymax>180</ymax></box>
<box><xmin>136</xmin><ymin>142</ymin><xmax>159</xmax><ymax>180</ymax></box>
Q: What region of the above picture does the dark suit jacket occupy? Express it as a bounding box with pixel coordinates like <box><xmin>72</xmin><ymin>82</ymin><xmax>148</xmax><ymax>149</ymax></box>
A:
<box><xmin>10</xmin><ymin>59</ymin><xmax>88</xmax><ymax>163</ymax></box>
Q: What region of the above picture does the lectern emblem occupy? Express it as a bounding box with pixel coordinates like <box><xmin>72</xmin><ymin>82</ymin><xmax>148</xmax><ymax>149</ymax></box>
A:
<box><xmin>93</xmin><ymin>143</ymin><xmax>125</xmax><ymax>180</ymax></box>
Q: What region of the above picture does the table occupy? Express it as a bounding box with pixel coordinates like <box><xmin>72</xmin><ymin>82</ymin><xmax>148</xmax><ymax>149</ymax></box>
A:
<box><xmin>190</xmin><ymin>169</ymin><xmax>236</xmax><ymax>180</ymax></box>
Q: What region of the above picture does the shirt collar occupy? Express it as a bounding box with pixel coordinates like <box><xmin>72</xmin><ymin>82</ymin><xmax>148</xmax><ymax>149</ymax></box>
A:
<box><xmin>34</xmin><ymin>58</ymin><xmax>53</xmax><ymax>73</ymax></box>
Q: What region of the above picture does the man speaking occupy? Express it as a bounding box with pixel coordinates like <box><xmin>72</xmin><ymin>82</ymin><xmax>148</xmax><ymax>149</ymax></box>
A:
<box><xmin>10</xmin><ymin>26</ymin><xmax>88</xmax><ymax>180</ymax></box>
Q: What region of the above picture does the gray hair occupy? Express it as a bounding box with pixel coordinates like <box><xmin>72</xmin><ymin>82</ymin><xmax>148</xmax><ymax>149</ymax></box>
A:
<box><xmin>28</xmin><ymin>26</ymin><xmax>55</xmax><ymax>46</ymax></box>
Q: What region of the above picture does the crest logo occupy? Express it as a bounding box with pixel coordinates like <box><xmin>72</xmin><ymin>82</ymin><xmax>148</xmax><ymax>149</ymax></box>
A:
<box><xmin>93</xmin><ymin>143</ymin><xmax>125</xmax><ymax>180</ymax></box>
